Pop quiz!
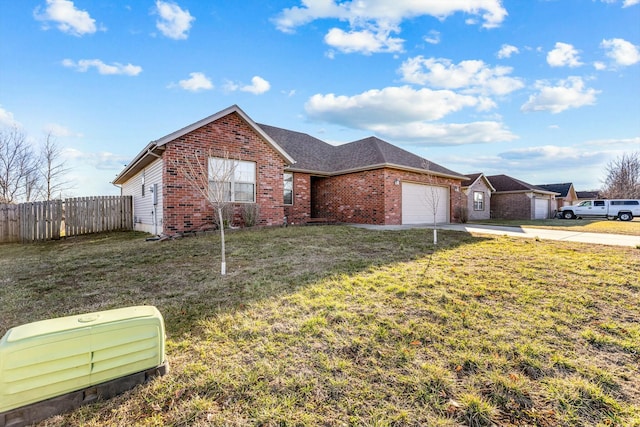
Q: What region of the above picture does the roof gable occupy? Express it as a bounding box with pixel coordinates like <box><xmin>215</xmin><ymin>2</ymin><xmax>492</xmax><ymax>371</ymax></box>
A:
<box><xmin>153</xmin><ymin>105</ymin><xmax>293</xmax><ymax>163</ymax></box>
<box><xmin>487</xmin><ymin>174</ymin><xmax>559</xmax><ymax>195</ymax></box>
<box><xmin>462</xmin><ymin>172</ymin><xmax>496</xmax><ymax>192</ymax></box>
<box><xmin>536</xmin><ymin>183</ymin><xmax>574</xmax><ymax>198</ymax></box>
<box><xmin>113</xmin><ymin>105</ymin><xmax>294</xmax><ymax>185</ymax></box>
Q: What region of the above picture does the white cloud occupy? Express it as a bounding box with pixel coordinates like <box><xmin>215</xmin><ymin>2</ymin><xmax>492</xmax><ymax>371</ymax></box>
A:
<box><xmin>304</xmin><ymin>85</ymin><xmax>517</xmax><ymax>144</ymax></box>
<box><xmin>547</xmin><ymin>42</ymin><xmax>583</xmax><ymax>67</ymax></box>
<box><xmin>0</xmin><ymin>106</ymin><xmax>21</xmax><ymax>128</ymax></box>
<box><xmin>65</xmin><ymin>148</ymin><xmax>131</xmax><ymax>170</ymax></box>
<box><xmin>521</xmin><ymin>76</ymin><xmax>599</xmax><ymax>114</ymax></box>
<box><xmin>584</xmin><ymin>136</ymin><xmax>640</xmax><ymax>147</ymax></box>
<box><xmin>497</xmin><ymin>44</ymin><xmax>519</xmax><ymax>59</ymax></box>
<box><xmin>601</xmin><ymin>38</ymin><xmax>640</xmax><ymax>66</ymax></box>
<box><xmin>424</xmin><ymin>30</ymin><xmax>440</xmax><ymax>45</ymax></box>
<box><xmin>274</xmin><ymin>1</ymin><xmax>508</xmax><ymax>32</ymax></box>
<box><xmin>599</xmin><ymin>0</ymin><xmax>640</xmax><ymax>6</ymax></box>
<box><xmin>241</xmin><ymin>76</ymin><xmax>271</xmax><ymax>95</ymax></box>
<box><xmin>155</xmin><ymin>0</ymin><xmax>194</xmax><ymax>40</ymax></box>
<box><xmin>273</xmin><ymin>1</ymin><xmax>506</xmax><ymax>54</ymax></box>
<box><xmin>399</xmin><ymin>56</ymin><xmax>524</xmax><ymax>96</ymax></box>
<box><xmin>62</xmin><ymin>59</ymin><xmax>142</xmax><ymax>76</ymax></box>
<box><xmin>324</xmin><ymin>26</ymin><xmax>404</xmax><ymax>54</ymax></box>
<box><xmin>176</xmin><ymin>72</ymin><xmax>213</xmax><ymax>92</ymax></box>
<box><xmin>371</xmin><ymin>121</ymin><xmax>517</xmax><ymax>145</ymax></box>
<box><xmin>593</xmin><ymin>61</ymin><xmax>607</xmax><ymax>70</ymax></box>
<box><xmin>43</xmin><ymin>123</ymin><xmax>83</xmax><ymax>137</ymax></box>
<box><xmin>306</xmin><ymin>86</ymin><xmax>481</xmax><ymax>125</ymax></box>
<box><xmin>224</xmin><ymin>76</ymin><xmax>271</xmax><ymax>95</ymax></box>
<box><xmin>34</xmin><ymin>0</ymin><xmax>99</xmax><ymax>36</ymax></box>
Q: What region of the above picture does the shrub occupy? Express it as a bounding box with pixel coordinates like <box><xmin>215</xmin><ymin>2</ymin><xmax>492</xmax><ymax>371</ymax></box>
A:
<box><xmin>242</xmin><ymin>203</ymin><xmax>260</xmax><ymax>227</ymax></box>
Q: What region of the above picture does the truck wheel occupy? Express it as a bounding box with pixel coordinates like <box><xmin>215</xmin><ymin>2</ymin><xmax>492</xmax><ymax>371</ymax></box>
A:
<box><xmin>619</xmin><ymin>212</ymin><xmax>633</xmax><ymax>221</ymax></box>
<box><xmin>563</xmin><ymin>211</ymin><xmax>575</xmax><ymax>220</ymax></box>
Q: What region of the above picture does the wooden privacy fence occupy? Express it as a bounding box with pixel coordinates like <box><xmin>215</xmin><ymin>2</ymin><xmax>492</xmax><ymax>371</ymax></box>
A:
<box><xmin>0</xmin><ymin>196</ymin><xmax>133</xmax><ymax>243</ymax></box>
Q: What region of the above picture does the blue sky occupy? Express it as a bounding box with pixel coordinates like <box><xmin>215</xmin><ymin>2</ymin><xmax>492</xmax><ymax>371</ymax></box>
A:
<box><xmin>1</xmin><ymin>0</ymin><xmax>639</xmax><ymax>197</ymax></box>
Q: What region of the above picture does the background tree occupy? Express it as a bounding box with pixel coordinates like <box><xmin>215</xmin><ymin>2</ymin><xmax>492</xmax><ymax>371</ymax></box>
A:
<box><xmin>174</xmin><ymin>149</ymin><xmax>237</xmax><ymax>275</ymax></box>
<box><xmin>0</xmin><ymin>127</ymin><xmax>41</xmax><ymax>203</ymax></box>
<box><xmin>602</xmin><ymin>152</ymin><xmax>640</xmax><ymax>198</ymax></box>
<box><xmin>40</xmin><ymin>132</ymin><xmax>73</xmax><ymax>200</ymax></box>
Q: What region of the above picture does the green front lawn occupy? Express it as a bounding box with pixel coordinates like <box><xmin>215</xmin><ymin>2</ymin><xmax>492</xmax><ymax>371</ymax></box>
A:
<box><xmin>1</xmin><ymin>226</ymin><xmax>638</xmax><ymax>426</ymax></box>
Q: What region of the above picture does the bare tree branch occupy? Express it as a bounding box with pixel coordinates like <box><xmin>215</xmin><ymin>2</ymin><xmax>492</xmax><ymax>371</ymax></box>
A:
<box><xmin>422</xmin><ymin>160</ymin><xmax>442</xmax><ymax>245</ymax></box>
<box><xmin>40</xmin><ymin>132</ymin><xmax>74</xmax><ymax>200</ymax></box>
<box><xmin>173</xmin><ymin>149</ymin><xmax>238</xmax><ymax>275</ymax></box>
<box><xmin>0</xmin><ymin>127</ymin><xmax>41</xmax><ymax>203</ymax></box>
<box><xmin>602</xmin><ymin>152</ymin><xmax>640</xmax><ymax>199</ymax></box>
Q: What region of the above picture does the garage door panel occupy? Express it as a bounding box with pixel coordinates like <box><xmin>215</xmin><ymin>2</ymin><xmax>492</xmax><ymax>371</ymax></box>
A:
<box><xmin>534</xmin><ymin>198</ymin><xmax>549</xmax><ymax>219</ymax></box>
<box><xmin>402</xmin><ymin>182</ymin><xmax>449</xmax><ymax>224</ymax></box>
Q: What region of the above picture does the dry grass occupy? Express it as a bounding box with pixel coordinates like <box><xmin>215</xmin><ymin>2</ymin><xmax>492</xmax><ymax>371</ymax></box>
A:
<box><xmin>0</xmin><ymin>226</ymin><xmax>639</xmax><ymax>426</ymax></box>
<box><xmin>469</xmin><ymin>218</ymin><xmax>640</xmax><ymax>236</ymax></box>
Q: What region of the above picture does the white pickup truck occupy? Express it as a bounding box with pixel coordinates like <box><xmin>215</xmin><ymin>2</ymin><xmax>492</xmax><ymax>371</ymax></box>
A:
<box><xmin>558</xmin><ymin>199</ymin><xmax>640</xmax><ymax>221</ymax></box>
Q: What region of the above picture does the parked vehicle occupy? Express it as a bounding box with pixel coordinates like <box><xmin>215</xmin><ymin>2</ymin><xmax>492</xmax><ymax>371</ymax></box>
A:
<box><xmin>557</xmin><ymin>199</ymin><xmax>640</xmax><ymax>221</ymax></box>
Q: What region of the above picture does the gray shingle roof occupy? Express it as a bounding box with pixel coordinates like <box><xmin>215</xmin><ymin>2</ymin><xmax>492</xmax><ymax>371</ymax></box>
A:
<box><xmin>487</xmin><ymin>174</ymin><xmax>559</xmax><ymax>194</ymax></box>
<box><xmin>536</xmin><ymin>183</ymin><xmax>573</xmax><ymax>198</ymax></box>
<box><xmin>259</xmin><ymin>124</ymin><xmax>465</xmax><ymax>179</ymax></box>
<box><xmin>461</xmin><ymin>173</ymin><xmax>483</xmax><ymax>187</ymax></box>
<box><xmin>577</xmin><ymin>190</ymin><xmax>601</xmax><ymax>199</ymax></box>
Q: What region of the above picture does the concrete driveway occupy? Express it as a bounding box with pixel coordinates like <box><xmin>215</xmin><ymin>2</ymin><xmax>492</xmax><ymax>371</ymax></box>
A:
<box><xmin>350</xmin><ymin>223</ymin><xmax>640</xmax><ymax>248</ymax></box>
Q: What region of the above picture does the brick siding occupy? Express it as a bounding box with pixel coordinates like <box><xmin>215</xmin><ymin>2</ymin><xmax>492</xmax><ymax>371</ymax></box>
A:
<box><xmin>302</xmin><ymin>168</ymin><xmax>464</xmax><ymax>225</ymax></box>
<box><xmin>162</xmin><ymin>112</ymin><xmax>287</xmax><ymax>234</ymax></box>
<box><xmin>490</xmin><ymin>193</ymin><xmax>532</xmax><ymax>219</ymax></box>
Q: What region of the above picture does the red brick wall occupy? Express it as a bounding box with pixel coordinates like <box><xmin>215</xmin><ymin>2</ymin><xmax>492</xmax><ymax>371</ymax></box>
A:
<box><xmin>162</xmin><ymin>112</ymin><xmax>287</xmax><ymax>234</ymax></box>
<box><xmin>490</xmin><ymin>193</ymin><xmax>532</xmax><ymax>219</ymax></box>
<box><xmin>313</xmin><ymin>170</ymin><xmax>387</xmax><ymax>224</ymax></box>
<box><xmin>284</xmin><ymin>172</ymin><xmax>311</xmax><ymax>225</ymax></box>
<box><xmin>386</xmin><ymin>169</ymin><xmax>465</xmax><ymax>225</ymax></box>
<box><xmin>306</xmin><ymin>168</ymin><xmax>464</xmax><ymax>225</ymax></box>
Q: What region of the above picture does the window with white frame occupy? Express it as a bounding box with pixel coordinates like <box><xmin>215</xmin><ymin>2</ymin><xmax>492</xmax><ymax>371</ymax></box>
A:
<box><xmin>284</xmin><ymin>172</ymin><xmax>293</xmax><ymax>205</ymax></box>
<box><xmin>473</xmin><ymin>191</ymin><xmax>484</xmax><ymax>211</ymax></box>
<box><xmin>208</xmin><ymin>158</ymin><xmax>256</xmax><ymax>203</ymax></box>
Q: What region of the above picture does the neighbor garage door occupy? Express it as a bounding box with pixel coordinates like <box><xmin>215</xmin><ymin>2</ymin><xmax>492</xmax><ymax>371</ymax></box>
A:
<box><xmin>534</xmin><ymin>197</ymin><xmax>550</xmax><ymax>219</ymax></box>
<box><xmin>402</xmin><ymin>182</ymin><xmax>449</xmax><ymax>224</ymax></box>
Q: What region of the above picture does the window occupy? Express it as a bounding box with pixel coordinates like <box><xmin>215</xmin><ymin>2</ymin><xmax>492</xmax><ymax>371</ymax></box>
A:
<box><xmin>141</xmin><ymin>170</ymin><xmax>145</xmax><ymax>197</ymax></box>
<box><xmin>594</xmin><ymin>201</ymin><xmax>605</xmax><ymax>206</ymax></box>
<box><xmin>473</xmin><ymin>191</ymin><xmax>484</xmax><ymax>211</ymax></box>
<box><xmin>578</xmin><ymin>201</ymin><xmax>592</xmax><ymax>207</ymax></box>
<box><xmin>284</xmin><ymin>172</ymin><xmax>293</xmax><ymax>205</ymax></box>
<box><xmin>208</xmin><ymin>158</ymin><xmax>256</xmax><ymax>203</ymax></box>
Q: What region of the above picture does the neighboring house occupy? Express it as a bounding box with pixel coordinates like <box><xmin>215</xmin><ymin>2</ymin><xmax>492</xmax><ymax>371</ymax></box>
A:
<box><xmin>576</xmin><ymin>190</ymin><xmax>602</xmax><ymax>201</ymax></box>
<box><xmin>487</xmin><ymin>175</ymin><xmax>559</xmax><ymax>220</ymax></box>
<box><xmin>461</xmin><ymin>173</ymin><xmax>495</xmax><ymax>221</ymax></box>
<box><xmin>536</xmin><ymin>183</ymin><xmax>578</xmax><ymax>210</ymax></box>
<box><xmin>113</xmin><ymin>105</ymin><xmax>468</xmax><ymax>235</ymax></box>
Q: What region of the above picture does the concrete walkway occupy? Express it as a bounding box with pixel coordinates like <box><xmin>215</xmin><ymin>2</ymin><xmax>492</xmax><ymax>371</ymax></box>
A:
<box><xmin>349</xmin><ymin>223</ymin><xmax>640</xmax><ymax>248</ymax></box>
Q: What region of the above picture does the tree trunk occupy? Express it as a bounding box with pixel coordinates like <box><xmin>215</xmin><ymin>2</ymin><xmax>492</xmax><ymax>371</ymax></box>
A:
<box><xmin>218</xmin><ymin>207</ymin><xmax>226</xmax><ymax>275</ymax></box>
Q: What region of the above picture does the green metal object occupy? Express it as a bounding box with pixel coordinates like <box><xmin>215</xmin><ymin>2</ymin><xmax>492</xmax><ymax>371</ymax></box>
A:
<box><xmin>0</xmin><ymin>306</ymin><xmax>166</xmax><ymax>414</ymax></box>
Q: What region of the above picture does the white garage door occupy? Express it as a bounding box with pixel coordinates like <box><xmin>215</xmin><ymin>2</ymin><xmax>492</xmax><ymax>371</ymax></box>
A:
<box><xmin>534</xmin><ymin>198</ymin><xmax>549</xmax><ymax>219</ymax></box>
<box><xmin>402</xmin><ymin>182</ymin><xmax>449</xmax><ymax>224</ymax></box>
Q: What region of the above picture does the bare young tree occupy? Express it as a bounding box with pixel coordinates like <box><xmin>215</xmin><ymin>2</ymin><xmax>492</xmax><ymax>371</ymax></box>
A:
<box><xmin>422</xmin><ymin>160</ymin><xmax>443</xmax><ymax>245</ymax></box>
<box><xmin>174</xmin><ymin>149</ymin><xmax>237</xmax><ymax>275</ymax></box>
<box><xmin>40</xmin><ymin>132</ymin><xmax>74</xmax><ymax>200</ymax></box>
<box><xmin>0</xmin><ymin>127</ymin><xmax>41</xmax><ymax>203</ymax></box>
<box><xmin>602</xmin><ymin>152</ymin><xmax>640</xmax><ymax>199</ymax></box>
